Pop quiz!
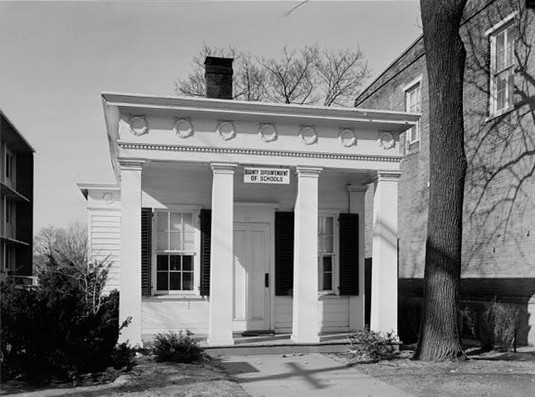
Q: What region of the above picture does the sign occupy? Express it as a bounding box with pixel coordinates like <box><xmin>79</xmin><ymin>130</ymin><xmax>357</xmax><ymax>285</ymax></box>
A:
<box><xmin>244</xmin><ymin>167</ymin><xmax>290</xmax><ymax>184</ymax></box>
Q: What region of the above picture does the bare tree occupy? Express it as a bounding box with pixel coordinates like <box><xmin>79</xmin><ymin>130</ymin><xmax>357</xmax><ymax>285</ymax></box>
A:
<box><xmin>414</xmin><ymin>0</ymin><xmax>468</xmax><ymax>361</ymax></box>
<box><xmin>34</xmin><ymin>222</ymin><xmax>88</xmax><ymax>269</ymax></box>
<box><xmin>316</xmin><ymin>47</ymin><xmax>370</xmax><ymax>106</ymax></box>
<box><xmin>258</xmin><ymin>45</ymin><xmax>318</xmax><ymax>104</ymax></box>
<box><xmin>175</xmin><ymin>44</ymin><xmax>369</xmax><ymax>107</ymax></box>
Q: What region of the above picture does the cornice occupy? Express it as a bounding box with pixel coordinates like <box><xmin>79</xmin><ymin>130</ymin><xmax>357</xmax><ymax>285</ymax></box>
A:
<box><xmin>376</xmin><ymin>171</ymin><xmax>402</xmax><ymax>182</ymax></box>
<box><xmin>211</xmin><ymin>162</ymin><xmax>238</xmax><ymax>174</ymax></box>
<box><xmin>117</xmin><ymin>158</ymin><xmax>145</xmax><ymax>171</ymax></box>
<box><xmin>118</xmin><ymin>142</ymin><xmax>402</xmax><ymax>164</ymax></box>
<box><xmin>295</xmin><ymin>166</ymin><xmax>322</xmax><ymax>177</ymax></box>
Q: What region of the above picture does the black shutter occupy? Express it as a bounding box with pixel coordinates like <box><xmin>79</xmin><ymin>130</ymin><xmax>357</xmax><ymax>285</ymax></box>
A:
<box><xmin>200</xmin><ymin>209</ymin><xmax>212</xmax><ymax>296</ymax></box>
<box><xmin>275</xmin><ymin>212</ymin><xmax>294</xmax><ymax>296</ymax></box>
<box><xmin>141</xmin><ymin>208</ymin><xmax>152</xmax><ymax>296</ymax></box>
<box><xmin>339</xmin><ymin>213</ymin><xmax>359</xmax><ymax>295</ymax></box>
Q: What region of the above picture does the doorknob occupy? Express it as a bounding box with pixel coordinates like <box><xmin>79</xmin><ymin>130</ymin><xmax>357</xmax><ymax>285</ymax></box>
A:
<box><xmin>265</xmin><ymin>273</ymin><xmax>270</xmax><ymax>288</ymax></box>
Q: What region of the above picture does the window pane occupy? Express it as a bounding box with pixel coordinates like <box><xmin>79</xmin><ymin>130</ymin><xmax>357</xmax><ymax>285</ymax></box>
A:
<box><xmin>182</xmin><ymin>272</ymin><xmax>194</xmax><ymax>290</ymax></box>
<box><xmin>318</xmin><ymin>235</ymin><xmax>329</xmax><ymax>253</ymax></box>
<box><xmin>157</xmin><ymin>232</ymin><xmax>168</xmax><ymax>251</ymax></box>
<box><xmin>170</xmin><ymin>231</ymin><xmax>182</xmax><ymax>251</ymax></box>
<box><xmin>157</xmin><ymin>272</ymin><xmax>168</xmax><ymax>290</ymax></box>
<box><xmin>157</xmin><ymin>212</ymin><xmax>168</xmax><ymax>232</ymax></box>
<box><xmin>182</xmin><ymin>255</ymin><xmax>193</xmax><ymax>271</ymax></box>
<box><xmin>323</xmin><ymin>256</ymin><xmax>333</xmax><ymax>272</ymax></box>
<box><xmin>323</xmin><ymin>272</ymin><xmax>333</xmax><ymax>291</ymax></box>
<box><xmin>183</xmin><ymin>213</ymin><xmax>193</xmax><ymax>233</ymax></box>
<box><xmin>170</xmin><ymin>255</ymin><xmax>181</xmax><ymax>270</ymax></box>
<box><xmin>324</xmin><ymin>217</ymin><xmax>333</xmax><ymax>234</ymax></box>
<box><xmin>505</xmin><ymin>26</ymin><xmax>514</xmax><ymax>67</ymax></box>
<box><xmin>507</xmin><ymin>71</ymin><xmax>514</xmax><ymax>107</ymax></box>
<box><xmin>170</xmin><ymin>272</ymin><xmax>181</xmax><ymax>290</ymax></box>
<box><xmin>157</xmin><ymin>255</ymin><xmax>168</xmax><ymax>271</ymax></box>
<box><xmin>183</xmin><ymin>233</ymin><xmax>195</xmax><ymax>251</ymax></box>
<box><xmin>496</xmin><ymin>31</ymin><xmax>505</xmax><ymax>70</ymax></box>
<box><xmin>411</xmin><ymin>125</ymin><xmax>419</xmax><ymax>142</ymax></box>
<box><xmin>170</xmin><ymin>212</ymin><xmax>182</xmax><ymax>231</ymax></box>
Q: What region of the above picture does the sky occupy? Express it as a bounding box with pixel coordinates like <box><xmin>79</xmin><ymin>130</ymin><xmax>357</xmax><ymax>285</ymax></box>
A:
<box><xmin>0</xmin><ymin>0</ymin><xmax>421</xmax><ymax>233</ymax></box>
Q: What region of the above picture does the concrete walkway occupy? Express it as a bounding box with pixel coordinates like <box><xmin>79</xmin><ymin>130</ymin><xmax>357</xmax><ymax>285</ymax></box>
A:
<box><xmin>220</xmin><ymin>353</ymin><xmax>415</xmax><ymax>397</ymax></box>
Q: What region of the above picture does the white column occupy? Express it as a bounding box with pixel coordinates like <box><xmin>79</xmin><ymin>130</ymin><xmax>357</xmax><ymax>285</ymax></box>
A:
<box><xmin>208</xmin><ymin>163</ymin><xmax>237</xmax><ymax>346</ymax></box>
<box><xmin>292</xmin><ymin>166</ymin><xmax>322</xmax><ymax>343</ymax></box>
<box><xmin>118</xmin><ymin>159</ymin><xmax>144</xmax><ymax>346</ymax></box>
<box><xmin>370</xmin><ymin>171</ymin><xmax>401</xmax><ymax>334</ymax></box>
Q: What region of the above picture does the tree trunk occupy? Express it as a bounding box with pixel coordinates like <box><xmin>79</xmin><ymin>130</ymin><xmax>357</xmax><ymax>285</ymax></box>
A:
<box><xmin>415</xmin><ymin>0</ymin><xmax>468</xmax><ymax>361</ymax></box>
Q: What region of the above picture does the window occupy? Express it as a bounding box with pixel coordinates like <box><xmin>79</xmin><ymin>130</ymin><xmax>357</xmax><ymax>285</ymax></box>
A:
<box><xmin>489</xmin><ymin>17</ymin><xmax>515</xmax><ymax>115</ymax></box>
<box><xmin>405</xmin><ymin>82</ymin><xmax>421</xmax><ymax>146</ymax></box>
<box><xmin>4</xmin><ymin>246</ymin><xmax>16</xmax><ymax>272</ymax></box>
<box><xmin>4</xmin><ymin>147</ymin><xmax>15</xmax><ymax>187</ymax></box>
<box><xmin>318</xmin><ymin>215</ymin><xmax>335</xmax><ymax>292</ymax></box>
<box><xmin>155</xmin><ymin>211</ymin><xmax>196</xmax><ymax>292</ymax></box>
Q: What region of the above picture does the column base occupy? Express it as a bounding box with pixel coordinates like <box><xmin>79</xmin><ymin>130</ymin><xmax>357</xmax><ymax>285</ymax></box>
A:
<box><xmin>207</xmin><ymin>336</ymin><xmax>235</xmax><ymax>347</ymax></box>
<box><xmin>291</xmin><ymin>334</ymin><xmax>320</xmax><ymax>344</ymax></box>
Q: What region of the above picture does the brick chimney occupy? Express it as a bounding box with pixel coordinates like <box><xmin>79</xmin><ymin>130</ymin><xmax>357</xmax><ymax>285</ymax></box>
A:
<box><xmin>205</xmin><ymin>57</ymin><xmax>233</xmax><ymax>100</ymax></box>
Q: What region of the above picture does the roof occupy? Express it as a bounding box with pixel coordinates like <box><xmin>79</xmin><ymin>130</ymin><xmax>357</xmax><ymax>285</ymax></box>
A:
<box><xmin>0</xmin><ymin>110</ymin><xmax>36</xmax><ymax>153</ymax></box>
<box><xmin>102</xmin><ymin>92</ymin><xmax>421</xmax><ymax>129</ymax></box>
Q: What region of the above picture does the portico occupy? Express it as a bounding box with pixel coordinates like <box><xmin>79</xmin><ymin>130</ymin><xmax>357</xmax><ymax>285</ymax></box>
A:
<box><xmin>80</xmin><ymin>85</ymin><xmax>418</xmax><ymax>347</ymax></box>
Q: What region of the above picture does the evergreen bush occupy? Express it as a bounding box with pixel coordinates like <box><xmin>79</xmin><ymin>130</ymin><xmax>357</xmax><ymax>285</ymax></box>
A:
<box><xmin>152</xmin><ymin>331</ymin><xmax>203</xmax><ymax>363</ymax></box>
<box><xmin>0</xmin><ymin>256</ymin><xmax>127</xmax><ymax>384</ymax></box>
<box><xmin>479</xmin><ymin>299</ymin><xmax>520</xmax><ymax>351</ymax></box>
<box><xmin>348</xmin><ymin>328</ymin><xmax>400</xmax><ymax>362</ymax></box>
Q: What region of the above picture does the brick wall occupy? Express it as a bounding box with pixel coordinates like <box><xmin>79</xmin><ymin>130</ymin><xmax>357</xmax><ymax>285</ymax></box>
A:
<box><xmin>357</xmin><ymin>0</ymin><xmax>535</xmax><ymax>343</ymax></box>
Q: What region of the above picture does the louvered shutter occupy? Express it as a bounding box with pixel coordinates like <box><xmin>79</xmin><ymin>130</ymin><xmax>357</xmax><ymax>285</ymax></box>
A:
<box><xmin>200</xmin><ymin>209</ymin><xmax>212</xmax><ymax>296</ymax></box>
<box><xmin>141</xmin><ymin>207</ymin><xmax>152</xmax><ymax>296</ymax></box>
<box><xmin>275</xmin><ymin>212</ymin><xmax>294</xmax><ymax>296</ymax></box>
<box><xmin>339</xmin><ymin>213</ymin><xmax>359</xmax><ymax>295</ymax></box>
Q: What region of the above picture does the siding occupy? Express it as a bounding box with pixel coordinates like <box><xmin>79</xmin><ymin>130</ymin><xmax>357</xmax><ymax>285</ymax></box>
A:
<box><xmin>142</xmin><ymin>297</ymin><xmax>210</xmax><ymax>338</ymax></box>
<box><xmin>275</xmin><ymin>296</ymin><xmax>352</xmax><ymax>334</ymax></box>
<box><xmin>88</xmin><ymin>208</ymin><xmax>121</xmax><ymax>293</ymax></box>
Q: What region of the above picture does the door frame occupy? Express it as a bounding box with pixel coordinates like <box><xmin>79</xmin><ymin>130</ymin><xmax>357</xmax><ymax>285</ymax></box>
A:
<box><xmin>234</xmin><ymin>202</ymin><xmax>277</xmax><ymax>331</ymax></box>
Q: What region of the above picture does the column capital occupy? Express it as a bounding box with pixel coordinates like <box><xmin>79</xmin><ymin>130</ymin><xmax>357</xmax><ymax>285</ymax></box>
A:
<box><xmin>295</xmin><ymin>166</ymin><xmax>322</xmax><ymax>178</ymax></box>
<box><xmin>346</xmin><ymin>184</ymin><xmax>368</xmax><ymax>193</ymax></box>
<box><xmin>118</xmin><ymin>158</ymin><xmax>145</xmax><ymax>171</ymax></box>
<box><xmin>375</xmin><ymin>170</ymin><xmax>401</xmax><ymax>182</ymax></box>
<box><xmin>211</xmin><ymin>162</ymin><xmax>238</xmax><ymax>175</ymax></box>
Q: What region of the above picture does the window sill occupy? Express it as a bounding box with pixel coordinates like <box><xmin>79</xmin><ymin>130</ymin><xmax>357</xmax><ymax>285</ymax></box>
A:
<box><xmin>485</xmin><ymin>105</ymin><xmax>514</xmax><ymax>122</ymax></box>
<box><xmin>318</xmin><ymin>293</ymin><xmax>342</xmax><ymax>299</ymax></box>
<box><xmin>146</xmin><ymin>293</ymin><xmax>206</xmax><ymax>301</ymax></box>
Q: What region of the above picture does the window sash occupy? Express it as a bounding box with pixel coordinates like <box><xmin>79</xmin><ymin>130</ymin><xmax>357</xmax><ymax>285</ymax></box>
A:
<box><xmin>405</xmin><ymin>84</ymin><xmax>421</xmax><ymax>145</ymax></box>
<box><xmin>156</xmin><ymin>254</ymin><xmax>194</xmax><ymax>291</ymax></box>
<box><xmin>154</xmin><ymin>209</ymin><xmax>199</xmax><ymax>293</ymax></box>
<box><xmin>491</xmin><ymin>23</ymin><xmax>515</xmax><ymax>114</ymax></box>
<box><xmin>318</xmin><ymin>215</ymin><xmax>335</xmax><ymax>292</ymax></box>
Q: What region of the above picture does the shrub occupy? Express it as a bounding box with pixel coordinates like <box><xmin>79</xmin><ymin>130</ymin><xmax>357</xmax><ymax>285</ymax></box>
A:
<box><xmin>479</xmin><ymin>299</ymin><xmax>520</xmax><ymax>351</ymax></box>
<box><xmin>348</xmin><ymin>328</ymin><xmax>400</xmax><ymax>362</ymax></box>
<box><xmin>152</xmin><ymin>331</ymin><xmax>203</xmax><ymax>363</ymax></box>
<box><xmin>0</xmin><ymin>257</ymin><xmax>125</xmax><ymax>383</ymax></box>
<box><xmin>111</xmin><ymin>343</ymin><xmax>137</xmax><ymax>371</ymax></box>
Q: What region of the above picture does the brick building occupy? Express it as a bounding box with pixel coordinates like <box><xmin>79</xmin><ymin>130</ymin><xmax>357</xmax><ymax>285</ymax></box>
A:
<box><xmin>356</xmin><ymin>0</ymin><xmax>535</xmax><ymax>345</ymax></box>
<box><xmin>0</xmin><ymin>111</ymin><xmax>34</xmax><ymax>282</ymax></box>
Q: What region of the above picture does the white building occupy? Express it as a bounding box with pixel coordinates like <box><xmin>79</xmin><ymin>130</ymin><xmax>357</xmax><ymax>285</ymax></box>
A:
<box><xmin>79</xmin><ymin>57</ymin><xmax>419</xmax><ymax>346</ymax></box>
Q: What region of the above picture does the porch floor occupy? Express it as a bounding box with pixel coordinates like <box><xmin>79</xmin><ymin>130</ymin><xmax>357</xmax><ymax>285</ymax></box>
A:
<box><xmin>203</xmin><ymin>332</ymin><xmax>351</xmax><ymax>356</ymax></box>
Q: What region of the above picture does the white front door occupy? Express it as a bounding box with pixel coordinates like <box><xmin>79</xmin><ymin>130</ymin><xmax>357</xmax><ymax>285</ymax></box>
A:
<box><xmin>233</xmin><ymin>222</ymin><xmax>271</xmax><ymax>331</ymax></box>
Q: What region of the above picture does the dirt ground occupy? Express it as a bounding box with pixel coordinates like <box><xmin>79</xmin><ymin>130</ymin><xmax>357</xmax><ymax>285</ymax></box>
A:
<box><xmin>331</xmin><ymin>348</ymin><xmax>535</xmax><ymax>397</ymax></box>
<box><xmin>2</xmin><ymin>348</ymin><xmax>534</xmax><ymax>397</ymax></box>
<box><xmin>0</xmin><ymin>355</ymin><xmax>249</xmax><ymax>397</ymax></box>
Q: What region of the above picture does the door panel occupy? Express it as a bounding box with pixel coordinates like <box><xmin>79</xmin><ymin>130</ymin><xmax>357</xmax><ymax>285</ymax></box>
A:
<box><xmin>233</xmin><ymin>223</ymin><xmax>271</xmax><ymax>331</ymax></box>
